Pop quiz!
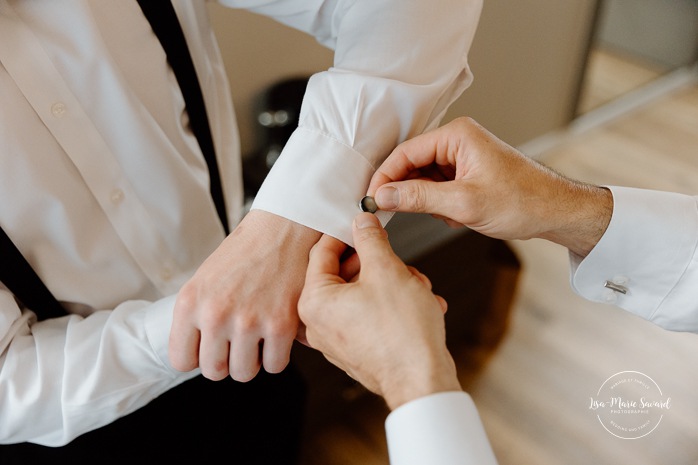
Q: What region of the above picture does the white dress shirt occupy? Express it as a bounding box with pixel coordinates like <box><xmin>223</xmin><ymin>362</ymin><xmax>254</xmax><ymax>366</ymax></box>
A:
<box><xmin>384</xmin><ymin>186</ymin><xmax>698</xmax><ymax>465</ymax></box>
<box><xmin>386</xmin><ymin>391</ymin><xmax>499</xmax><ymax>465</ymax></box>
<box><xmin>571</xmin><ymin>186</ymin><xmax>698</xmax><ymax>333</ymax></box>
<box><xmin>0</xmin><ymin>0</ymin><xmax>482</xmax><ymax>446</ymax></box>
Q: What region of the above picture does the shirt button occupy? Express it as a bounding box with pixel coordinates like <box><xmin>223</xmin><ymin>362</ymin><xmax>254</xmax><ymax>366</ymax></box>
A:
<box><xmin>51</xmin><ymin>102</ymin><xmax>67</xmax><ymax>118</ymax></box>
<box><xmin>110</xmin><ymin>189</ymin><xmax>124</xmax><ymax>204</ymax></box>
<box><xmin>160</xmin><ymin>267</ymin><xmax>173</xmax><ymax>282</ymax></box>
<box><xmin>160</xmin><ymin>260</ymin><xmax>176</xmax><ymax>282</ymax></box>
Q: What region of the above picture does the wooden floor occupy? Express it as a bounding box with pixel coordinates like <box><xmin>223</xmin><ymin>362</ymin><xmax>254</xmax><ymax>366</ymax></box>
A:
<box><xmin>577</xmin><ymin>48</ymin><xmax>666</xmax><ymax>114</ymax></box>
<box><xmin>300</xmin><ymin>51</ymin><xmax>698</xmax><ymax>465</ymax></box>
<box><xmin>470</xmin><ymin>73</ymin><xmax>698</xmax><ymax>465</ymax></box>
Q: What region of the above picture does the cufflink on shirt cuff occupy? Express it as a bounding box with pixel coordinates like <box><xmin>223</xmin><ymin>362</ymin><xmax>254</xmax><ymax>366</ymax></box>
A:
<box><xmin>604</xmin><ymin>280</ymin><xmax>627</xmax><ymax>294</ymax></box>
<box><xmin>602</xmin><ymin>276</ymin><xmax>629</xmax><ymax>303</ymax></box>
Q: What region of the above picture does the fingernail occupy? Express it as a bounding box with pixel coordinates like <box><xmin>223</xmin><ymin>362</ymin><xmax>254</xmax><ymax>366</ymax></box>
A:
<box><xmin>354</xmin><ymin>212</ymin><xmax>380</xmax><ymax>229</ymax></box>
<box><xmin>376</xmin><ymin>186</ymin><xmax>399</xmax><ymax>210</ymax></box>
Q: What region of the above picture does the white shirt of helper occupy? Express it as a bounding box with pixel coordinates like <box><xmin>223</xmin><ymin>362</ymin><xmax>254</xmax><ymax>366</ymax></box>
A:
<box><xmin>383</xmin><ymin>186</ymin><xmax>698</xmax><ymax>465</ymax></box>
<box><xmin>0</xmin><ymin>0</ymin><xmax>483</xmax><ymax>447</ymax></box>
<box><xmin>571</xmin><ymin>186</ymin><xmax>698</xmax><ymax>332</ymax></box>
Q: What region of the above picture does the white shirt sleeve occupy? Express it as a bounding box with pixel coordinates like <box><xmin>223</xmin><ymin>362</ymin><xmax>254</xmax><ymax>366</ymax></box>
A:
<box><xmin>0</xmin><ymin>292</ymin><xmax>196</xmax><ymax>446</ymax></box>
<box><xmin>0</xmin><ymin>2</ymin><xmax>211</xmax><ymax>446</ymax></box>
<box><xmin>570</xmin><ymin>186</ymin><xmax>698</xmax><ymax>333</ymax></box>
<box><xmin>232</xmin><ymin>0</ymin><xmax>483</xmax><ymax>245</ymax></box>
<box><xmin>385</xmin><ymin>391</ymin><xmax>499</xmax><ymax>465</ymax></box>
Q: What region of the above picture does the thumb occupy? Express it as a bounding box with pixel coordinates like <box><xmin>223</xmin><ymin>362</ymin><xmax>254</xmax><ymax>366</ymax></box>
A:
<box><xmin>351</xmin><ymin>213</ymin><xmax>399</xmax><ymax>270</ymax></box>
<box><xmin>375</xmin><ymin>179</ymin><xmax>461</xmax><ymax>218</ymax></box>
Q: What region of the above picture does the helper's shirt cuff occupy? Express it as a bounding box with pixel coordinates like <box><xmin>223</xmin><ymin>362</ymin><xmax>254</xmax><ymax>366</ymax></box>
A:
<box><xmin>570</xmin><ymin>186</ymin><xmax>698</xmax><ymax>331</ymax></box>
<box><xmin>385</xmin><ymin>391</ymin><xmax>498</xmax><ymax>465</ymax></box>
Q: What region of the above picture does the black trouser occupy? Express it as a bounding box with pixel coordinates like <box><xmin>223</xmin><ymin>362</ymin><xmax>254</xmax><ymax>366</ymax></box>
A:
<box><xmin>0</xmin><ymin>365</ymin><xmax>306</xmax><ymax>465</ymax></box>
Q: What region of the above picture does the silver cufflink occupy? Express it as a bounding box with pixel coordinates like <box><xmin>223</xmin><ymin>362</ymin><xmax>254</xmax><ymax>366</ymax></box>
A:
<box><xmin>603</xmin><ymin>280</ymin><xmax>628</xmax><ymax>294</ymax></box>
<box><xmin>359</xmin><ymin>196</ymin><xmax>378</xmax><ymax>213</ymax></box>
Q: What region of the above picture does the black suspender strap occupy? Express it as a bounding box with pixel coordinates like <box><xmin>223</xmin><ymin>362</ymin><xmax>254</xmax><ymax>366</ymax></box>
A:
<box><xmin>1</xmin><ymin>3</ymin><xmax>229</xmax><ymax>320</ymax></box>
<box><xmin>137</xmin><ymin>0</ymin><xmax>230</xmax><ymax>235</ymax></box>
<box><xmin>0</xmin><ymin>226</ymin><xmax>67</xmax><ymax>319</ymax></box>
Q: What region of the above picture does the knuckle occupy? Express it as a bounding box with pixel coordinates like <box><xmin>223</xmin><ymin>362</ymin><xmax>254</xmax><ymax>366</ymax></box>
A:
<box><xmin>356</xmin><ymin>225</ymin><xmax>388</xmax><ymax>241</ymax></box>
<box><xmin>198</xmin><ymin>305</ymin><xmax>229</xmax><ymax>331</ymax></box>
<box><xmin>173</xmin><ymin>285</ymin><xmax>197</xmax><ymax>313</ymax></box>
<box><xmin>454</xmin><ymin>116</ymin><xmax>478</xmax><ymax>133</ymax></box>
<box><xmin>297</xmin><ymin>296</ymin><xmax>310</xmax><ymax>319</ymax></box>
<box><xmin>234</xmin><ymin>312</ymin><xmax>261</xmax><ymax>333</ymax></box>
<box><xmin>406</xmin><ymin>183</ymin><xmax>429</xmax><ymax>212</ymax></box>
<box><xmin>298</xmin><ymin>292</ymin><xmax>323</xmax><ymax>324</ymax></box>
<box><xmin>265</xmin><ymin>322</ymin><xmax>291</xmax><ymax>340</ymax></box>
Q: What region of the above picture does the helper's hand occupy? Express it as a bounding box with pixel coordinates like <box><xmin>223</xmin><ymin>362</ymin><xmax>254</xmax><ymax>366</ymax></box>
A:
<box><xmin>368</xmin><ymin>117</ymin><xmax>612</xmax><ymax>257</ymax></box>
<box><xmin>298</xmin><ymin>213</ymin><xmax>460</xmax><ymax>410</ymax></box>
<box><xmin>169</xmin><ymin>210</ymin><xmax>320</xmax><ymax>382</ymax></box>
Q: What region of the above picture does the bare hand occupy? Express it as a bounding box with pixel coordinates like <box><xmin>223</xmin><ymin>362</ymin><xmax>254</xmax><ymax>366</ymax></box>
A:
<box><xmin>368</xmin><ymin>117</ymin><xmax>612</xmax><ymax>257</ymax></box>
<box><xmin>298</xmin><ymin>213</ymin><xmax>459</xmax><ymax>410</ymax></box>
<box><xmin>169</xmin><ymin>210</ymin><xmax>320</xmax><ymax>382</ymax></box>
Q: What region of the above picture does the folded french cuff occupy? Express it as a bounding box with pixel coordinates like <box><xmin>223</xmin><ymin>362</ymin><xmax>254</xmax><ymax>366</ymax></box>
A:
<box><xmin>250</xmin><ymin>126</ymin><xmax>393</xmax><ymax>247</ymax></box>
<box><xmin>570</xmin><ymin>186</ymin><xmax>698</xmax><ymax>326</ymax></box>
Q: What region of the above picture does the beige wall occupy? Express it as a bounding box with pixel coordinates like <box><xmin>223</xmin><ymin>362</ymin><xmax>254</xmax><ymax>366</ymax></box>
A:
<box><xmin>209</xmin><ymin>6</ymin><xmax>332</xmax><ymax>157</ymax></box>
<box><xmin>447</xmin><ymin>0</ymin><xmax>598</xmax><ymax>145</ymax></box>
<box><xmin>209</xmin><ymin>0</ymin><xmax>598</xmax><ymax>155</ymax></box>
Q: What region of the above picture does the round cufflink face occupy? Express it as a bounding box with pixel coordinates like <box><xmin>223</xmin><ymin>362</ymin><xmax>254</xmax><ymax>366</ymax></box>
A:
<box><xmin>359</xmin><ymin>196</ymin><xmax>378</xmax><ymax>213</ymax></box>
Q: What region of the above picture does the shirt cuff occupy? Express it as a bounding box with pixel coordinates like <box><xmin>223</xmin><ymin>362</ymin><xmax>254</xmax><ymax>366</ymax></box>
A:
<box><xmin>250</xmin><ymin>126</ymin><xmax>393</xmax><ymax>246</ymax></box>
<box><xmin>385</xmin><ymin>391</ymin><xmax>498</xmax><ymax>465</ymax></box>
<box><xmin>570</xmin><ymin>186</ymin><xmax>698</xmax><ymax>330</ymax></box>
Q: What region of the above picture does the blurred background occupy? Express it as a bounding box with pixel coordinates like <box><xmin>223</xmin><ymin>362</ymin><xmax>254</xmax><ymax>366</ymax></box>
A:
<box><xmin>208</xmin><ymin>1</ymin><xmax>698</xmax><ymax>464</ymax></box>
